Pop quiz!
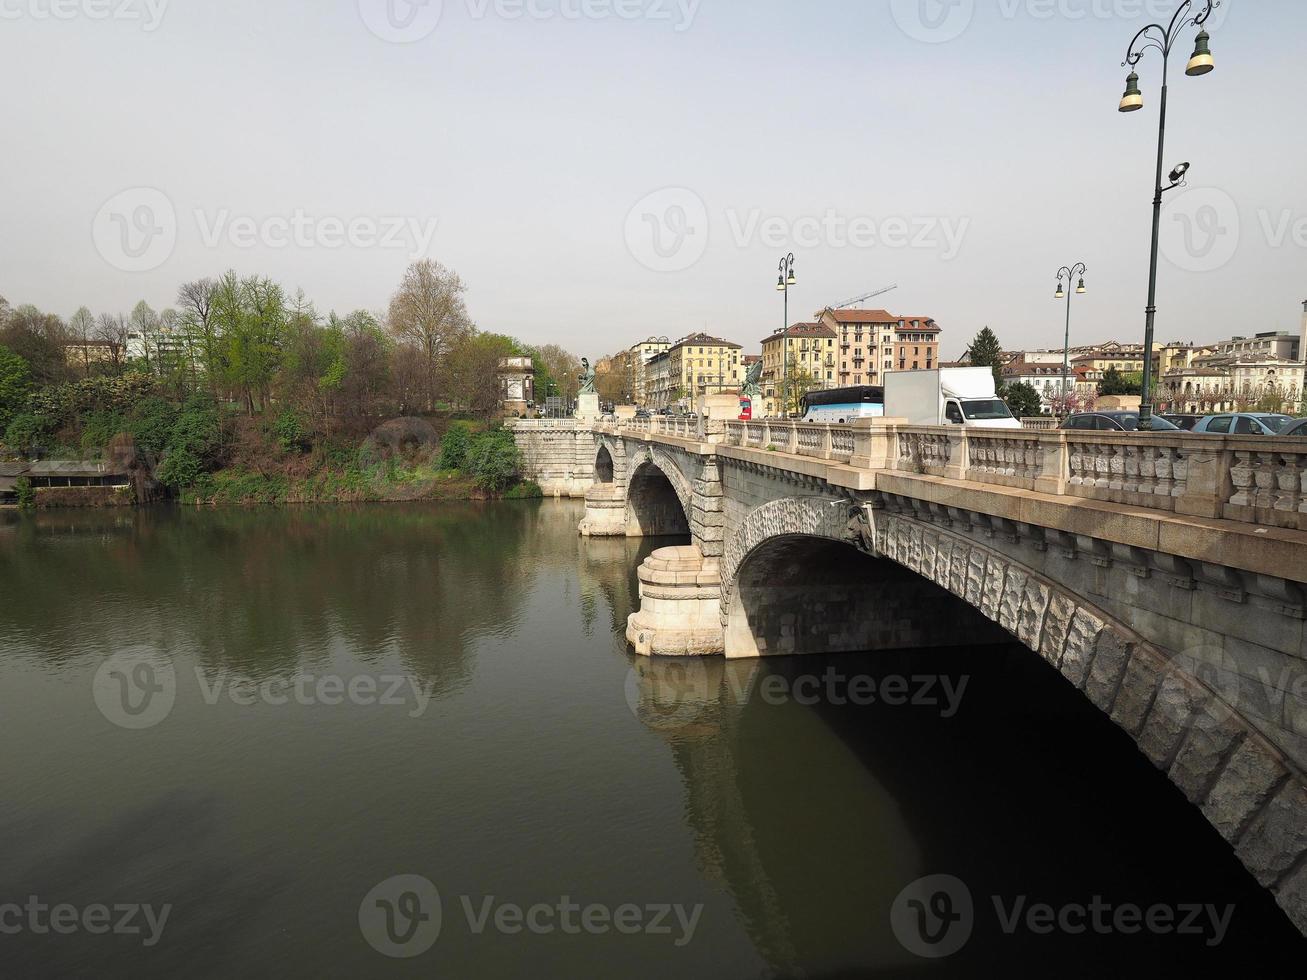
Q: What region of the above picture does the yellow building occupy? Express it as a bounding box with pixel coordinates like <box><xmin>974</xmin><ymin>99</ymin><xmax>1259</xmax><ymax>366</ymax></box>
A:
<box><xmin>760</xmin><ymin>323</ymin><xmax>837</xmax><ymax>417</ymax></box>
<box><xmin>656</xmin><ymin>333</ymin><xmax>743</xmax><ymax>411</ymax></box>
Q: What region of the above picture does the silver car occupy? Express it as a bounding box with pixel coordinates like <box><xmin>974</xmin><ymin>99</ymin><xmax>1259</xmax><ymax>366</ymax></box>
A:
<box><xmin>1190</xmin><ymin>413</ymin><xmax>1294</xmax><ymax>435</ymax></box>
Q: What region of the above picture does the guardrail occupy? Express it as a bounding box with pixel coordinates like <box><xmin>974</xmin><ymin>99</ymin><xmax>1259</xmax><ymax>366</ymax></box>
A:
<box><xmin>715</xmin><ymin>420</ymin><xmax>1307</xmax><ymax>532</ymax></box>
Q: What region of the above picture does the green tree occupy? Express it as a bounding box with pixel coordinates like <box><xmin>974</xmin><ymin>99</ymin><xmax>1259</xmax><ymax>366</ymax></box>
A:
<box><xmin>0</xmin><ymin>344</ymin><xmax>32</xmax><ymax>433</ymax></box>
<box><xmin>1002</xmin><ymin>381</ymin><xmax>1044</xmax><ymax>419</ymax></box>
<box><xmin>966</xmin><ymin>327</ymin><xmax>1005</xmax><ymax>390</ymax></box>
<box><xmin>1099</xmin><ymin>367</ymin><xmax>1142</xmax><ymax>396</ymax></box>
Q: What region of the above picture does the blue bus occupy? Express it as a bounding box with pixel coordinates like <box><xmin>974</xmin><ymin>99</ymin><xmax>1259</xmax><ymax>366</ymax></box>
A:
<box><xmin>800</xmin><ymin>386</ymin><xmax>885</xmax><ymax>423</ymax></box>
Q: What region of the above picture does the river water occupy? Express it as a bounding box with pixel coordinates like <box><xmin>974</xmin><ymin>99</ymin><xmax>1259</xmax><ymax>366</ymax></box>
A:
<box><xmin>0</xmin><ymin>501</ymin><xmax>1300</xmax><ymax>976</ymax></box>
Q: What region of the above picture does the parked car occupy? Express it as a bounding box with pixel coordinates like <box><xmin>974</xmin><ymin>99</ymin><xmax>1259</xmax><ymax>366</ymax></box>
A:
<box><xmin>1060</xmin><ymin>412</ymin><xmax>1181</xmax><ymax>432</ymax></box>
<box><xmin>1275</xmin><ymin>418</ymin><xmax>1307</xmax><ymax>437</ymax></box>
<box><xmin>634</xmin><ymin>408</ymin><xmax>651</xmax><ymax>419</ymax></box>
<box><xmin>1160</xmin><ymin>413</ymin><xmax>1203</xmax><ymax>431</ymax></box>
<box><xmin>1191</xmin><ymin>413</ymin><xmax>1294</xmax><ymax>436</ymax></box>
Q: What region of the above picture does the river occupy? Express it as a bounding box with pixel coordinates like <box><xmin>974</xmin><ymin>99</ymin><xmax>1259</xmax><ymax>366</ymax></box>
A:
<box><xmin>0</xmin><ymin>500</ymin><xmax>1300</xmax><ymax>976</ymax></box>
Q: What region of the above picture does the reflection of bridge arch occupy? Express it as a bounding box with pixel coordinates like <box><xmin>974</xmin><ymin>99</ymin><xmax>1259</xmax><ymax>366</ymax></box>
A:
<box><xmin>720</xmin><ymin>497</ymin><xmax>1307</xmax><ymax>924</ymax></box>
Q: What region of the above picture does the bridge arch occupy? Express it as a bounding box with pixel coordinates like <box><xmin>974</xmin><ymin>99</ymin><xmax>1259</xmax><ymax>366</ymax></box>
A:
<box><xmin>624</xmin><ymin>446</ymin><xmax>695</xmax><ymax>539</ymax></box>
<box><xmin>595</xmin><ymin>445</ymin><xmax>615</xmax><ymax>484</ymax></box>
<box><xmin>721</xmin><ymin>497</ymin><xmax>1307</xmax><ymax>928</ymax></box>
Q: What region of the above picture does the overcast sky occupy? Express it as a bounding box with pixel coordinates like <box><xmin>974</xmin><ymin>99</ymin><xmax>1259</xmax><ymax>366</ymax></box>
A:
<box><xmin>1</xmin><ymin>0</ymin><xmax>1302</xmax><ymax>359</ymax></box>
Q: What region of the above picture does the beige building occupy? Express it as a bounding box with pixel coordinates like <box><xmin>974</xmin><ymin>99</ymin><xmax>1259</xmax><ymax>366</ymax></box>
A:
<box><xmin>646</xmin><ymin>333</ymin><xmax>742</xmax><ymax>411</ymax></box>
<box><xmin>498</xmin><ymin>356</ymin><xmax>536</xmax><ymax>417</ymax></box>
<box><xmin>760</xmin><ymin>323</ymin><xmax>837</xmax><ymax>416</ymax></box>
<box><xmin>815</xmin><ymin>308</ymin><xmax>941</xmax><ymax>387</ymax></box>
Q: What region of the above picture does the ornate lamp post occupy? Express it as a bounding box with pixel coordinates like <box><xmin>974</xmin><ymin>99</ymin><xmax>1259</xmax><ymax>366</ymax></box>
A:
<box><xmin>1054</xmin><ymin>263</ymin><xmax>1087</xmax><ymax>410</ymax></box>
<box><xmin>1117</xmin><ymin>0</ymin><xmax>1218</xmax><ymax>429</ymax></box>
<box><xmin>776</xmin><ymin>253</ymin><xmax>796</xmax><ymax>417</ymax></box>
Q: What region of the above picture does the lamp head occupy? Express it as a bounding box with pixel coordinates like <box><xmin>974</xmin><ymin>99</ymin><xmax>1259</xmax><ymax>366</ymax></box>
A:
<box><xmin>1076</xmin><ymin>278</ymin><xmax>1086</xmax><ymax>295</ymax></box>
<box><xmin>1119</xmin><ymin>71</ymin><xmax>1144</xmax><ymax>112</ymax></box>
<box><xmin>1055</xmin><ymin>282</ymin><xmax>1066</xmax><ymax>300</ymax></box>
<box><xmin>1168</xmin><ymin>161</ymin><xmax>1191</xmax><ymax>185</ymax></box>
<box><xmin>1186</xmin><ymin>29</ymin><xmax>1214</xmax><ymax>76</ymax></box>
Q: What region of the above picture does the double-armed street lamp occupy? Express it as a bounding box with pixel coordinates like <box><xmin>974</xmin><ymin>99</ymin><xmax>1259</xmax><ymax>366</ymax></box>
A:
<box><xmin>776</xmin><ymin>253</ymin><xmax>796</xmax><ymax>417</ymax></box>
<box><xmin>1117</xmin><ymin>0</ymin><xmax>1218</xmax><ymax>428</ymax></box>
<box><xmin>1054</xmin><ymin>264</ymin><xmax>1087</xmax><ymax>406</ymax></box>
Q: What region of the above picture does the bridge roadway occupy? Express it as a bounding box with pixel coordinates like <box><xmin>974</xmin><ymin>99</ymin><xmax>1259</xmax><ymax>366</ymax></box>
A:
<box><xmin>510</xmin><ymin>414</ymin><xmax>1307</xmax><ymax>934</ymax></box>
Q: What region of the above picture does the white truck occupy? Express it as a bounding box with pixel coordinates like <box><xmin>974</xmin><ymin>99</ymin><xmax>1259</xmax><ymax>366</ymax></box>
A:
<box><xmin>883</xmin><ymin>367</ymin><xmax>1022</xmax><ymax>429</ymax></box>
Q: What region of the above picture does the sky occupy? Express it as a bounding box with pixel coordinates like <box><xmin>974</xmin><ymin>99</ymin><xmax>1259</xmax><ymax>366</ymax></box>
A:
<box><xmin>0</xmin><ymin>0</ymin><xmax>1303</xmax><ymax>361</ymax></box>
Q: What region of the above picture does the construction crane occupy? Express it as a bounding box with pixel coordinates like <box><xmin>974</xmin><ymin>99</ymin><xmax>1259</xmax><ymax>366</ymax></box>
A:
<box><xmin>832</xmin><ymin>283</ymin><xmax>898</xmax><ymax>310</ymax></box>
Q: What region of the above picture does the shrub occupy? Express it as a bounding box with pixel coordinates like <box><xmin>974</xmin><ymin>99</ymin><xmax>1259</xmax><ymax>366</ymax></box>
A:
<box><xmin>465</xmin><ymin>429</ymin><xmax>521</xmax><ymax>493</ymax></box>
<box><xmin>4</xmin><ymin>413</ymin><xmax>47</xmax><ymax>455</ymax></box>
<box><xmin>0</xmin><ymin>345</ymin><xmax>31</xmax><ymax>434</ymax></box>
<box><xmin>126</xmin><ymin>396</ymin><xmax>176</xmax><ymax>457</ymax></box>
<box><xmin>14</xmin><ymin>476</ymin><xmax>35</xmax><ymax>511</ymax></box>
<box><xmin>271</xmin><ymin>410</ymin><xmax>306</xmax><ymax>453</ymax></box>
<box><xmin>438</xmin><ymin>421</ymin><xmax>472</xmax><ymax>471</ymax></box>
<box><xmin>504</xmin><ymin>479</ymin><xmax>543</xmax><ymax>500</ymax></box>
<box><xmin>155</xmin><ymin>447</ymin><xmax>204</xmax><ymax>490</ymax></box>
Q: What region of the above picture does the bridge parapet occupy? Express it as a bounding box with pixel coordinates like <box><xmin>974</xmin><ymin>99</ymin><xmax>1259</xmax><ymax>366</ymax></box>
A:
<box><xmin>713</xmin><ymin>420</ymin><xmax>1307</xmax><ymax>534</ymax></box>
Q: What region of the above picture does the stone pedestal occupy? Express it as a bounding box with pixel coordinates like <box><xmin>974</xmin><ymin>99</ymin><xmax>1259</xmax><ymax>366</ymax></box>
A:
<box><xmin>576</xmin><ymin>392</ymin><xmax>600</xmax><ymax>420</ymax></box>
<box><xmin>626</xmin><ymin>545</ymin><xmax>725</xmax><ymax>657</ymax></box>
<box><xmin>578</xmin><ymin>484</ymin><xmax>627</xmax><ymax>537</ymax></box>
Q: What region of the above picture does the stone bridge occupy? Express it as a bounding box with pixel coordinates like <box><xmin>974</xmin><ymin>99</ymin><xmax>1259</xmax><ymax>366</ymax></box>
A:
<box><xmin>510</xmin><ymin>415</ymin><xmax>1307</xmax><ymax>933</ymax></box>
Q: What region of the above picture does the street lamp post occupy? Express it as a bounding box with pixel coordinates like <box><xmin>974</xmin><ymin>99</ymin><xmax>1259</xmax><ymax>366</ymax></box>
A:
<box><xmin>1054</xmin><ymin>264</ymin><xmax>1087</xmax><ymax>410</ymax></box>
<box><xmin>1117</xmin><ymin>0</ymin><xmax>1218</xmax><ymax>429</ymax></box>
<box><xmin>776</xmin><ymin>253</ymin><xmax>796</xmax><ymax>417</ymax></box>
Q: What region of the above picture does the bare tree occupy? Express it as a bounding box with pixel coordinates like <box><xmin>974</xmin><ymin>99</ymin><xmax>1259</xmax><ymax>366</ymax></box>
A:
<box><xmin>385</xmin><ymin>260</ymin><xmax>473</xmax><ymax>411</ymax></box>
<box><xmin>94</xmin><ymin>313</ymin><xmax>129</xmax><ymax>374</ymax></box>
<box><xmin>69</xmin><ymin>306</ymin><xmax>95</xmax><ymax>377</ymax></box>
<box><xmin>178</xmin><ymin>278</ymin><xmax>220</xmax><ymax>399</ymax></box>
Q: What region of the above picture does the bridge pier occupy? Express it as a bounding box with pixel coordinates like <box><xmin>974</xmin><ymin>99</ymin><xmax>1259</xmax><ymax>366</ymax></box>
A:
<box><xmin>578</xmin><ymin>483</ymin><xmax>627</xmax><ymax>537</ymax></box>
<box><xmin>626</xmin><ymin>545</ymin><xmax>725</xmax><ymax>657</ymax></box>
